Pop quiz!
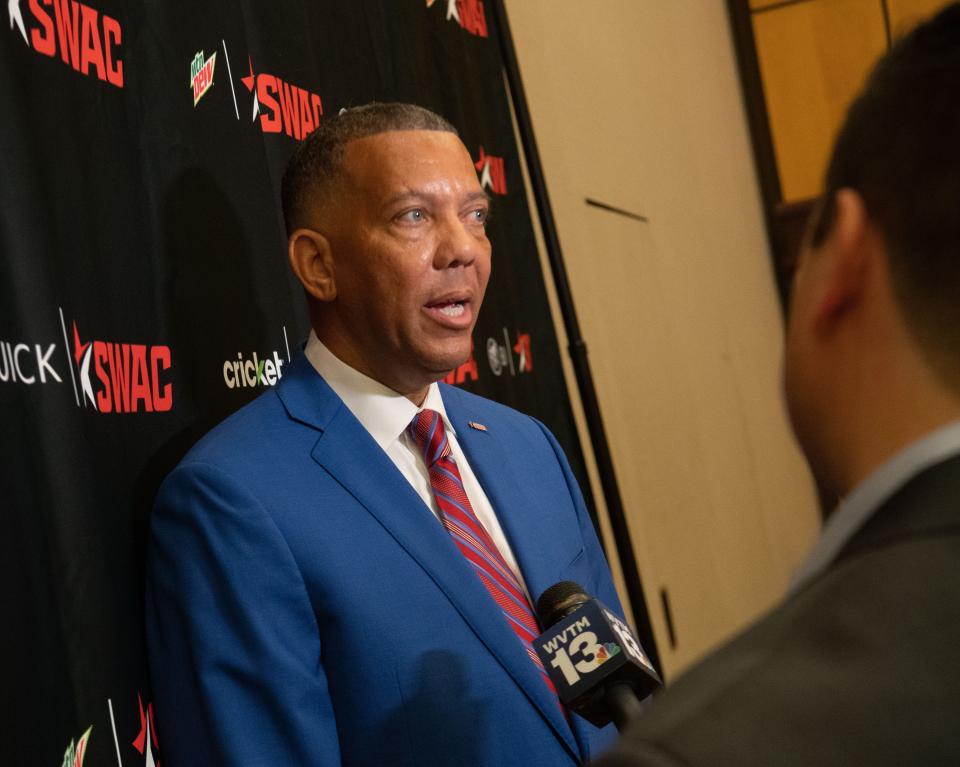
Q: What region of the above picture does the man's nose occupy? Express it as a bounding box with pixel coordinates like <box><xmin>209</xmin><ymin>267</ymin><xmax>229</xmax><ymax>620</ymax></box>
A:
<box><xmin>434</xmin><ymin>214</ymin><xmax>485</xmax><ymax>269</ymax></box>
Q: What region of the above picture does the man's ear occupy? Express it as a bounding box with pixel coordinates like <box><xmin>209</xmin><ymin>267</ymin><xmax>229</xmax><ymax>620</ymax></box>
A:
<box><xmin>812</xmin><ymin>188</ymin><xmax>871</xmax><ymax>334</ymax></box>
<box><xmin>288</xmin><ymin>228</ymin><xmax>336</xmax><ymax>302</ymax></box>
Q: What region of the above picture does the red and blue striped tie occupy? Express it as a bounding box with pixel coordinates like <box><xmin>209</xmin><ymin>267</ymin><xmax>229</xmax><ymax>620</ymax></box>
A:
<box><xmin>408</xmin><ymin>409</ymin><xmax>564</xmax><ymax>707</ymax></box>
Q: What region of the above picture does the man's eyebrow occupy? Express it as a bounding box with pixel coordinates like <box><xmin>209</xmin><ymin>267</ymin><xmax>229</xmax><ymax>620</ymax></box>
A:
<box><xmin>381</xmin><ymin>189</ymin><xmax>423</xmax><ymax>209</ymax></box>
<box><xmin>380</xmin><ymin>188</ymin><xmax>492</xmax><ymax>210</ymax></box>
<box><xmin>465</xmin><ymin>190</ymin><xmax>493</xmax><ymax>207</ymax></box>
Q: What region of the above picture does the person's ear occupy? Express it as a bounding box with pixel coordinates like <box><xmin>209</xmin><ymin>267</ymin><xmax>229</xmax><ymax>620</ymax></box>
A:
<box><xmin>288</xmin><ymin>228</ymin><xmax>336</xmax><ymax>302</ymax></box>
<box><xmin>811</xmin><ymin>188</ymin><xmax>871</xmax><ymax>335</ymax></box>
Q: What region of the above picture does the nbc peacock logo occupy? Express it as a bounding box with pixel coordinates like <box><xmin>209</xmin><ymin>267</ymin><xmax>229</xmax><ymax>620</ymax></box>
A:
<box><xmin>595</xmin><ymin>642</ymin><xmax>621</xmax><ymax>665</ymax></box>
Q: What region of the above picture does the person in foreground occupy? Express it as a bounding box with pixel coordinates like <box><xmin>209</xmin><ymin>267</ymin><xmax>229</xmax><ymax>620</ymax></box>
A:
<box><xmin>595</xmin><ymin>6</ymin><xmax>960</xmax><ymax>766</ymax></box>
<box><xmin>146</xmin><ymin>102</ymin><xmax>623</xmax><ymax>765</ymax></box>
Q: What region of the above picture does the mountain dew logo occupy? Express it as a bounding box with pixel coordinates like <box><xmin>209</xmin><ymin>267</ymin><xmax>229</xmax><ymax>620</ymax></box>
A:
<box><xmin>61</xmin><ymin>726</ymin><xmax>92</xmax><ymax>767</ymax></box>
<box><xmin>190</xmin><ymin>50</ymin><xmax>216</xmax><ymax>106</ymax></box>
<box><xmin>595</xmin><ymin>642</ymin><xmax>621</xmax><ymax>665</ymax></box>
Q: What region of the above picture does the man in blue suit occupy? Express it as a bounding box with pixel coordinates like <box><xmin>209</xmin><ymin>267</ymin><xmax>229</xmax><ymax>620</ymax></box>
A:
<box><xmin>147</xmin><ymin>102</ymin><xmax>623</xmax><ymax>765</ymax></box>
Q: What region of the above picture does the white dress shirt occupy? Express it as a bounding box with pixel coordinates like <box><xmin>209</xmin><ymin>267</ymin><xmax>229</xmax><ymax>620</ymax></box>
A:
<box><xmin>790</xmin><ymin>418</ymin><xmax>960</xmax><ymax>592</ymax></box>
<box><xmin>304</xmin><ymin>331</ymin><xmax>530</xmax><ymax>595</ymax></box>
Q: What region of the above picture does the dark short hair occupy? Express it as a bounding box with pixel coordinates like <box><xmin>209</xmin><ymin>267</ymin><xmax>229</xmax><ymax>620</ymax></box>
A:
<box><xmin>810</xmin><ymin>3</ymin><xmax>960</xmax><ymax>385</ymax></box>
<box><xmin>281</xmin><ymin>102</ymin><xmax>457</xmax><ymax>234</ymax></box>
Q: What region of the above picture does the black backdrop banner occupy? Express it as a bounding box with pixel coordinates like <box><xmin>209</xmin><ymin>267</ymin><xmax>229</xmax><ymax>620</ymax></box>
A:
<box><xmin>1</xmin><ymin>1</ymin><xmax>594</xmax><ymax>764</ymax></box>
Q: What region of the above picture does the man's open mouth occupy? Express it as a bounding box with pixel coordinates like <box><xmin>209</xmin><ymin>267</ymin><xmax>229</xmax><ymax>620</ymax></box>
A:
<box><xmin>431</xmin><ymin>301</ymin><xmax>466</xmax><ymax>317</ymax></box>
<box><xmin>424</xmin><ymin>295</ymin><xmax>473</xmax><ymax>327</ymax></box>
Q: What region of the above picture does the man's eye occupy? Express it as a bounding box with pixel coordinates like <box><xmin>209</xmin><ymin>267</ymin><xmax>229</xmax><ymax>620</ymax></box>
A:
<box><xmin>470</xmin><ymin>208</ymin><xmax>489</xmax><ymax>224</ymax></box>
<box><xmin>397</xmin><ymin>209</ymin><xmax>425</xmax><ymax>223</ymax></box>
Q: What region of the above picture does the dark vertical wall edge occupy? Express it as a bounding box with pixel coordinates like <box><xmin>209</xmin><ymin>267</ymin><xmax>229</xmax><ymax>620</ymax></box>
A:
<box><xmin>489</xmin><ymin>0</ymin><xmax>663</xmax><ymax>676</ymax></box>
<box><xmin>881</xmin><ymin>0</ymin><xmax>893</xmax><ymax>46</ymax></box>
<box><xmin>726</xmin><ymin>0</ymin><xmax>791</xmax><ymax>308</ymax></box>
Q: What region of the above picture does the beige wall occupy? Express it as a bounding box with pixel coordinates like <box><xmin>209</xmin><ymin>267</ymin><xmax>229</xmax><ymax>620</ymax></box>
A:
<box><xmin>504</xmin><ymin>0</ymin><xmax>820</xmax><ymax>678</ymax></box>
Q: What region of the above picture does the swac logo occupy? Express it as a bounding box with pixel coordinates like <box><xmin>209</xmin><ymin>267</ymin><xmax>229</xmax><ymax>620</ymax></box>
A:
<box><xmin>474</xmin><ymin>146</ymin><xmax>507</xmax><ymax>195</ymax></box>
<box><xmin>8</xmin><ymin>0</ymin><xmax>124</xmax><ymax>88</ymax></box>
<box><xmin>70</xmin><ymin>320</ymin><xmax>173</xmax><ymax>413</ymax></box>
<box><xmin>190</xmin><ymin>49</ymin><xmax>216</xmax><ymax>106</ymax></box>
<box><xmin>427</xmin><ymin>0</ymin><xmax>488</xmax><ymax>38</ymax></box>
<box><xmin>60</xmin><ymin>725</ymin><xmax>92</xmax><ymax>767</ymax></box>
<box><xmin>241</xmin><ymin>57</ymin><xmax>324</xmax><ymax>140</ymax></box>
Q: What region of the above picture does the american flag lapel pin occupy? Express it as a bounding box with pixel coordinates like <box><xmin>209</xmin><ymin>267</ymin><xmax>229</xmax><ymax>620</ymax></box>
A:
<box><xmin>468</xmin><ymin>421</ymin><xmax>488</xmax><ymax>432</ymax></box>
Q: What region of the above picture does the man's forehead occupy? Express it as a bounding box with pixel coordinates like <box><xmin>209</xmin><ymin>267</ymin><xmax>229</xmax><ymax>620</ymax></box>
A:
<box><xmin>341</xmin><ymin>130</ymin><xmax>478</xmax><ymax>192</ymax></box>
<box><xmin>343</xmin><ymin>127</ymin><xmax>464</xmax><ymax>154</ymax></box>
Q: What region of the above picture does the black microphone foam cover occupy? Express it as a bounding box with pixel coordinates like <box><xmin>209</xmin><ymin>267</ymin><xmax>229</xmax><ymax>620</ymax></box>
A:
<box><xmin>536</xmin><ymin>580</ymin><xmax>591</xmax><ymax>628</ymax></box>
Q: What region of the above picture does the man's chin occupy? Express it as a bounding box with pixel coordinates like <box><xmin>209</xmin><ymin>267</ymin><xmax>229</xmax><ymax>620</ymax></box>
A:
<box><xmin>422</xmin><ymin>351</ymin><xmax>472</xmax><ymax>382</ymax></box>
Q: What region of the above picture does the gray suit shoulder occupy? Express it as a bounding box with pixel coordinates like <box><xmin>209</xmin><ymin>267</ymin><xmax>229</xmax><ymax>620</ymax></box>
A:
<box><xmin>595</xmin><ymin>528</ymin><xmax>960</xmax><ymax>766</ymax></box>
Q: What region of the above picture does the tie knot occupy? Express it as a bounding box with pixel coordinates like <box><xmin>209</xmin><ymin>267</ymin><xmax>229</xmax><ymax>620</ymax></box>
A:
<box><xmin>408</xmin><ymin>409</ymin><xmax>449</xmax><ymax>467</ymax></box>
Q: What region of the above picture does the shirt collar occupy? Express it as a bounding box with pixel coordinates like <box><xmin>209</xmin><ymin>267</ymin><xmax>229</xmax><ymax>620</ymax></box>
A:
<box><xmin>790</xmin><ymin>418</ymin><xmax>960</xmax><ymax>593</ymax></box>
<box><xmin>304</xmin><ymin>330</ymin><xmax>454</xmax><ymax>449</ymax></box>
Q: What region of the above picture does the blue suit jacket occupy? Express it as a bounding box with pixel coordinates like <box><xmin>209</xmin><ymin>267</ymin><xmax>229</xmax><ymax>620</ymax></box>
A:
<box><xmin>146</xmin><ymin>353</ymin><xmax>621</xmax><ymax>765</ymax></box>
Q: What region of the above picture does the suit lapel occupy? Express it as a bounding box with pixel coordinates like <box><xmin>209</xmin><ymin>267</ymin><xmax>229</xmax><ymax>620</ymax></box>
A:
<box><xmin>442</xmin><ymin>386</ymin><xmax>580</xmax><ymax>757</ymax></box>
<box><xmin>277</xmin><ymin>357</ymin><xmax>579</xmax><ymax>760</ymax></box>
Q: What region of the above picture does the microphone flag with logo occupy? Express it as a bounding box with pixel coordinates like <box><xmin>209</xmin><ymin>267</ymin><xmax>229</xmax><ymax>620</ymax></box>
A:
<box><xmin>534</xmin><ymin>581</ymin><xmax>662</xmax><ymax>729</ymax></box>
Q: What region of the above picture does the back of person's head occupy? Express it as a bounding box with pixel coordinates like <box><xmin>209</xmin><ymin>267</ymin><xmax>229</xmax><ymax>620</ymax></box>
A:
<box><xmin>810</xmin><ymin>3</ymin><xmax>960</xmax><ymax>389</ymax></box>
<box><xmin>281</xmin><ymin>102</ymin><xmax>457</xmax><ymax>235</ymax></box>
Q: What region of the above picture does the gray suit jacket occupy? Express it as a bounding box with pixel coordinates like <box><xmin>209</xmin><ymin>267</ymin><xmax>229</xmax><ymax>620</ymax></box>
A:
<box><xmin>594</xmin><ymin>454</ymin><xmax>960</xmax><ymax>766</ymax></box>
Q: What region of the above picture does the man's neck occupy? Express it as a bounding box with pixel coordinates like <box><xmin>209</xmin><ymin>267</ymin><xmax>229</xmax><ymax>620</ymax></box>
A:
<box><xmin>311</xmin><ymin>326</ymin><xmax>433</xmax><ymax>407</ymax></box>
<box><xmin>405</xmin><ymin>387</ymin><xmax>429</xmax><ymax>407</ymax></box>
<box><xmin>833</xmin><ymin>385</ymin><xmax>960</xmax><ymax>502</ymax></box>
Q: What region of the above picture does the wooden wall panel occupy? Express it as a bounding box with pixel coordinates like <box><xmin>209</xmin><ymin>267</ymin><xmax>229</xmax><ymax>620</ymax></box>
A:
<box><xmin>752</xmin><ymin>0</ymin><xmax>887</xmax><ymax>201</ymax></box>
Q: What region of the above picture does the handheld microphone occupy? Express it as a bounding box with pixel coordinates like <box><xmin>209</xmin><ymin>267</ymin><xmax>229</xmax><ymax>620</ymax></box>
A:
<box><xmin>534</xmin><ymin>581</ymin><xmax>661</xmax><ymax>730</ymax></box>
